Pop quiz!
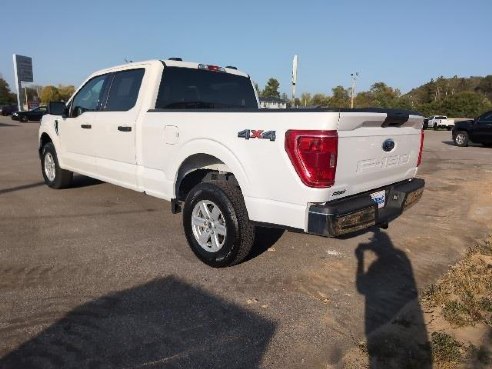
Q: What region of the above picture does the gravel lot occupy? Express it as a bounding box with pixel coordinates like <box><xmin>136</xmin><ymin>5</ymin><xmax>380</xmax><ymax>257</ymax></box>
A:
<box><xmin>0</xmin><ymin>117</ymin><xmax>491</xmax><ymax>368</ymax></box>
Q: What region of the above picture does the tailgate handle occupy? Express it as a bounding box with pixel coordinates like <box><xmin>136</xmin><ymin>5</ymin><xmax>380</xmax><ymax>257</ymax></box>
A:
<box><xmin>118</xmin><ymin>126</ymin><xmax>132</xmax><ymax>132</ymax></box>
<box><xmin>81</xmin><ymin>124</ymin><xmax>92</xmax><ymax>129</ymax></box>
<box><xmin>381</xmin><ymin>112</ymin><xmax>409</xmax><ymax>127</ymax></box>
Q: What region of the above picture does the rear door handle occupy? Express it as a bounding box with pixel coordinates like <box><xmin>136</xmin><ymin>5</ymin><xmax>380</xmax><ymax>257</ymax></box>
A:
<box><xmin>81</xmin><ymin>124</ymin><xmax>92</xmax><ymax>129</ymax></box>
<box><xmin>118</xmin><ymin>126</ymin><xmax>132</xmax><ymax>132</ymax></box>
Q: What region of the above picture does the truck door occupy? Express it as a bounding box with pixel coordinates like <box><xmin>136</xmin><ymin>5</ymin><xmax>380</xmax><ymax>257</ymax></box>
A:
<box><xmin>60</xmin><ymin>73</ymin><xmax>111</xmax><ymax>175</ymax></box>
<box><xmin>472</xmin><ymin>112</ymin><xmax>492</xmax><ymax>143</ymax></box>
<box><xmin>90</xmin><ymin>68</ymin><xmax>145</xmax><ymax>188</ymax></box>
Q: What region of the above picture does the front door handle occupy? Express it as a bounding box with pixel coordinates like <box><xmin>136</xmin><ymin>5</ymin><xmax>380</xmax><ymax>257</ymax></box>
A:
<box><xmin>118</xmin><ymin>126</ymin><xmax>132</xmax><ymax>132</ymax></box>
<box><xmin>81</xmin><ymin>124</ymin><xmax>92</xmax><ymax>129</ymax></box>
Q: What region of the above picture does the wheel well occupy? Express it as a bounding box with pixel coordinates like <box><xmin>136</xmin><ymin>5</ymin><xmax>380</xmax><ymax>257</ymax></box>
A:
<box><xmin>39</xmin><ymin>133</ymin><xmax>53</xmax><ymax>157</ymax></box>
<box><xmin>174</xmin><ymin>154</ymin><xmax>239</xmax><ymax>209</ymax></box>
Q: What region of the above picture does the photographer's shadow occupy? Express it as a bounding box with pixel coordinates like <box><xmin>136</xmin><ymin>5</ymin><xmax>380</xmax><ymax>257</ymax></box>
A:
<box><xmin>355</xmin><ymin>229</ymin><xmax>432</xmax><ymax>368</ymax></box>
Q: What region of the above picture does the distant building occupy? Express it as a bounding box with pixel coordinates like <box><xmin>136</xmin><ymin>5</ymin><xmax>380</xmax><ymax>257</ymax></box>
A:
<box><xmin>259</xmin><ymin>97</ymin><xmax>288</xmax><ymax>109</ymax></box>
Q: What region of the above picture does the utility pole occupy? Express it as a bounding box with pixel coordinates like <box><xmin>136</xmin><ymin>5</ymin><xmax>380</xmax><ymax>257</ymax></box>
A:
<box><xmin>292</xmin><ymin>55</ymin><xmax>298</xmax><ymax>107</ymax></box>
<box><xmin>350</xmin><ymin>72</ymin><xmax>359</xmax><ymax>109</ymax></box>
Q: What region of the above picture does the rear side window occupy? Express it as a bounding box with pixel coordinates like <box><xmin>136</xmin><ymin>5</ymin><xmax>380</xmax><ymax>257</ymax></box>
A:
<box><xmin>155</xmin><ymin>67</ymin><xmax>257</xmax><ymax>109</ymax></box>
<box><xmin>104</xmin><ymin>69</ymin><xmax>145</xmax><ymax>111</ymax></box>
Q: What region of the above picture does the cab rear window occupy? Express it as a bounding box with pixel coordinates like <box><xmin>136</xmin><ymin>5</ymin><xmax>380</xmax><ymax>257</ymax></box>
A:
<box><xmin>155</xmin><ymin>67</ymin><xmax>257</xmax><ymax>109</ymax></box>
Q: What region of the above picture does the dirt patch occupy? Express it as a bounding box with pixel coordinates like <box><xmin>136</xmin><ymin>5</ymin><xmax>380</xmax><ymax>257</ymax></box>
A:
<box><xmin>340</xmin><ymin>236</ymin><xmax>492</xmax><ymax>369</ymax></box>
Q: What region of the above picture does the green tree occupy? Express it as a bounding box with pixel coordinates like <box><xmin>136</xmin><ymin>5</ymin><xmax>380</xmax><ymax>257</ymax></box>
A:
<box><xmin>58</xmin><ymin>85</ymin><xmax>75</xmax><ymax>101</ymax></box>
<box><xmin>311</xmin><ymin>93</ymin><xmax>330</xmax><ymax>107</ymax></box>
<box><xmin>370</xmin><ymin>82</ymin><xmax>400</xmax><ymax>107</ymax></box>
<box><xmin>262</xmin><ymin>78</ymin><xmax>280</xmax><ymax>98</ymax></box>
<box><xmin>354</xmin><ymin>91</ymin><xmax>375</xmax><ymax>108</ymax></box>
<box><xmin>40</xmin><ymin>86</ymin><xmax>61</xmax><ymax>103</ymax></box>
<box><xmin>475</xmin><ymin>75</ymin><xmax>492</xmax><ymax>101</ymax></box>
<box><xmin>0</xmin><ymin>78</ymin><xmax>17</xmax><ymax>105</ymax></box>
<box><xmin>329</xmin><ymin>85</ymin><xmax>350</xmax><ymax>108</ymax></box>
<box><xmin>439</xmin><ymin>91</ymin><xmax>492</xmax><ymax>117</ymax></box>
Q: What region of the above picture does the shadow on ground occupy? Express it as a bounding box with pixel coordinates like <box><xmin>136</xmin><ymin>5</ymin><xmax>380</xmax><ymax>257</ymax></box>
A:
<box><xmin>0</xmin><ymin>182</ymin><xmax>46</xmax><ymax>195</ymax></box>
<box><xmin>0</xmin><ymin>277</ymin><xmax>275</xmax><ymax>369</ymax></box>
<box><xmin>355</xmin><ymin>229</ymin><xmax>433</xmax><ymax>368</ymax></box>
<box><xmin>70</xmin><ymin>175</ymin><xmax>103</xmax><ymax>188</ymax></box>
<box><xmin>442</xmin><ymin>140</ymin><xmax>491</xmax><ymax>148</ymax></box>
<box><xmin>0</xmin><ymin>176</ymin><xmax>101</xmax><ymax>196</ymax></box>
<box><xmin>246</xmin><ymin>227</ymin><xmax>285</xmax><ymax>261</ymax></box>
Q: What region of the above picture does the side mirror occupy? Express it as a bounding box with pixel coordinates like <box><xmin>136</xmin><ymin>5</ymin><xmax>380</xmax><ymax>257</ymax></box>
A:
<box><xmin>47</xmin><ymin>102</ymin><xmax>67</xmax><ymax>117</ymax></box>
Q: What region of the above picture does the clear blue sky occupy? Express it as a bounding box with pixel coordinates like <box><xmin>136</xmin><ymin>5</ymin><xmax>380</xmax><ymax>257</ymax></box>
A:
<box><xmin>2</xmin><ymin>0</ymin><xmax>490</xmax><ymax>96</ymax></box>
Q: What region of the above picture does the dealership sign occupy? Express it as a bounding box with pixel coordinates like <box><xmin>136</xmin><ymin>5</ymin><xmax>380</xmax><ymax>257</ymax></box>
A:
<box><xmin>14</xmin><ymin>54</ymin><xmax>33</xmax><ymax>82</ymax></box>
<box><xmin>13</xmin><ymin>54</ymin><xmax>34</xmax><ymax>111</ymax></box>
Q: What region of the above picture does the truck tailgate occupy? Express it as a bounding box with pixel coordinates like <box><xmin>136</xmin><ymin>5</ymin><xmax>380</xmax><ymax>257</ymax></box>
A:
<box><xmin>335</xmin><ymin>112</ymin><xmax>423</xmax><ymax>197</ymax></box>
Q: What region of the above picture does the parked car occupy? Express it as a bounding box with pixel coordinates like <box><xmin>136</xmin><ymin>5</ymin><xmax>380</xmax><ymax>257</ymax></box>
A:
<box><xmin>1</xmin><ymin>104</ymin><xmax>18</xmax><ymax>116</ymax></box>
<box><xmin>12</xmin><ymin>106</ymin><xmax>47</xmax><ymax>122</ymax></box>
<box><xmin>452</xmin><ymin>111</ymin><xmax>492</xmax><ymax>147</ymax></box>
<box><xmin>39</xmin><ymin>59</ymin><xmax>425</xmax><ymax>267</ymax></box>
<box><xmin>425</xmin><ymin>115</ymin><xmax>454</xmax><ymax>130</ymax></box>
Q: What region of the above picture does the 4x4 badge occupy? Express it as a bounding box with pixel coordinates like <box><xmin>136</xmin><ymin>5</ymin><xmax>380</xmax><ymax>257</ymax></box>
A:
<box><xmin>238</xmin><ymin>129</ymin><xmax>276</xmax><ymax>142</ymax></box>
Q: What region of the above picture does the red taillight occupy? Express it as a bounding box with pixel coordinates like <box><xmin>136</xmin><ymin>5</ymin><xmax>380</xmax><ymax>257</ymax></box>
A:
<box><xmin>285</xmin><ymin>130</ymin><xmax>338</xmax><ymax>188</ymax></box>
<box><xmin>417</xmin><ymin>129</ymin><xmax>424</xmax><ymax>166</ymax></box>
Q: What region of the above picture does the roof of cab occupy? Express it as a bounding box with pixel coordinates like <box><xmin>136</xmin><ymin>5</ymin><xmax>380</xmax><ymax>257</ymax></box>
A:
<box><xmin>161</xmin><ymin>58</ymin><xmax>249</xmax><ymax>78</ymax></box>
<box><xmin>87</xmin><ymin>59</ymin><xmax>249</xmax><ymax>81</ymax></box>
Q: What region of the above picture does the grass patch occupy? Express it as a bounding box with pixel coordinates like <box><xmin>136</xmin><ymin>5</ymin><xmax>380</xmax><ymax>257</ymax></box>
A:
<box><xmin>423</xmin><ymin>236</ymin><xmax>492</xmax><ymax>327</ymax></box>
<box><xmin>431</xmin><ymin>332</ymin><xmax>462</xmax><ymax>363</ymax></box>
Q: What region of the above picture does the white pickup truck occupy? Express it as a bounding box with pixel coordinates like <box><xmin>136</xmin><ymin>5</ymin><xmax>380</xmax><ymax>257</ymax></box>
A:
<box><xmin>425</xmin><ymin>115</ymin><xmax>454</xmax><ymax>130</ymax></box>
<box><xmin>39</xmin><ymin>59</ymin><xmax>425</xmax><ymax>267</ymax></box>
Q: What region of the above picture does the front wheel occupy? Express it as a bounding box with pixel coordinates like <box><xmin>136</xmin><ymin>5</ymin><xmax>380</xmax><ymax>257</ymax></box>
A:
<box><xmin>453</xmin><ymin>131</ymin><xmax>469</xmax><ymax>147</ymax></box>
<box><xmin>183</xmin><ymin>181</ymin><xmax>255</xmax><ymax>267</ymax></box>
<box><xmin>41</xmin><ymin>143</ymin><xmax>73</xmax><ymax>188</ymax></box>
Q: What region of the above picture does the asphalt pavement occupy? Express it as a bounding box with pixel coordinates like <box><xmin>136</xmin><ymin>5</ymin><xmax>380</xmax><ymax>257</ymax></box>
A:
<box><xmin>0</xmin><ymin>117</ymin><xmax>491</xmax><ymax>368</ymax></box>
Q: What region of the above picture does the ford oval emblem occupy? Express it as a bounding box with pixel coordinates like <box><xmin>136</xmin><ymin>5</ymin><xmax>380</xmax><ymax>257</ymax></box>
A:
<box><xmin>382</xmin><ymin>139</ymin><xmax>395</xmax><ymax>152</ymax></box>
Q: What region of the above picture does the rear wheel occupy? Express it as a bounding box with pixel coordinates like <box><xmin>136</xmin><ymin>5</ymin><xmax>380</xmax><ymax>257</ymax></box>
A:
<box><xmin>453</xmin><ymin>131</ymin><xmax>469</xmax><ymax>147</ymax></box>
<box><xmin>20</xmin><ymin>115</ymin><xmax>28</xmax><ymax>123</ymax></box>
<box><xmin>433</xmin><ymin>123</ymin><xmax>438</xmax><ymax>130</ymax></box>
<box><xmin>41</xmin><ymin>143</ymin><xmax>73</xmax><ymax>188</ymax></box>
<box><xmin>183</xmin><ymin>181</ymin><xmax>255</xmax><ymax>267</ymax></box>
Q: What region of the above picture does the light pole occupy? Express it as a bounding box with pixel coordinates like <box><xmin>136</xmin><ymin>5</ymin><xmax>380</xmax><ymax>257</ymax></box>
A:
<box><xmin>350</xmin><ymin>72</ymin><xmax>359</xmax><ymax>109</ymax></box>
<box><xmin>292</xmin><ymin>55</ymin><xmax>298</xmax><ymax>107</ymax></box>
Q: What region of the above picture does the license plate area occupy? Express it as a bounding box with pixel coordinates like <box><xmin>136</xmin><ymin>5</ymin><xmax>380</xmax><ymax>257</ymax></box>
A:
<box><xmin>370</xmin><ymin>190</ymin><xmax>386</xmax><ymax>209</ymax></box>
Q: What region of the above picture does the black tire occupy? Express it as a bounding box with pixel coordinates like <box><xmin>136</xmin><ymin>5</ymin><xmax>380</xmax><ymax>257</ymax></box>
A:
<box><xmin>453</xmin><ymin>131</ymin><xmax>469</xmax><ymax>147</ymax></box>
<box><xmin>447</xmin><ymin>126</ymin><xmax>452</xmax><ymax>131</ymax></box>
<box><xmin>41</xmin><ymin>143</ymin><xmax>73</xmax><ymax>188</ymax></box>
<box><xmin>433</xmin><ymin>123</ymin><xmax>438</xmax><ymax>131</ymax></box>
<box><xmin>423</xmin><ymin>122</ymin><xmax>428</xmax><ymax>130</ymax></box>
<box><xmin>20</xmin><ymin>115</ymin><xmax>28</xmax><ymax>123</ymax></box>
<box><xmin>183</xmin><ymin>181</ymin><xmax>255</xmax><ymax>267</ymax></box>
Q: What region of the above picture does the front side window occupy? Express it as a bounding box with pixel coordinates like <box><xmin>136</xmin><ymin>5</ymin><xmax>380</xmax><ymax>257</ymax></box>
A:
<box><xmin>155</xmin><ymin>67</ymin><xmax>257</xmax><ymax>109</ymax></box>
<box><xmin>104</xmin><ymin>69</ymin><xmax>145</xmax><ymax>111</ymax></box>
<box><xmin>71</xmin><ymin>74</ymin><xmax>108</xmax><ymax>117</ymax></box>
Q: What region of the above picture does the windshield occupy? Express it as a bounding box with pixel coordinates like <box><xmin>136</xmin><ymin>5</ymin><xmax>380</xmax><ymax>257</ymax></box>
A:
<box><xmin>155</xmin><ymin>67</ymin><xmax>258</xmax><ymax>109</ymax></box>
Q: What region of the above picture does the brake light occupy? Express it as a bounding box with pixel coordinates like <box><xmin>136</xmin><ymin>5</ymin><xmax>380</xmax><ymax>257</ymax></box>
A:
<box><xmin>417</xmin><ymin>129</ymin><xmax>424</xmax><ymax>166</ymax></box>
<box><xmin>198</xmin><ymin>64</ymin><xmax>225</xmax><ymax>72</ymax></box>
<box><xmin>285</xmin><ymin>130</ymin><xmax>338</xmax><ymax>188</ymax></box>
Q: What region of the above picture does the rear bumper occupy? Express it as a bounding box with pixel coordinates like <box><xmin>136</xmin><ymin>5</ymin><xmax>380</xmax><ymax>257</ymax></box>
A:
<box><xmin>307</xmin><ymin>178</ymin><xmax>424</xmax><ymax>237</ymax></box>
